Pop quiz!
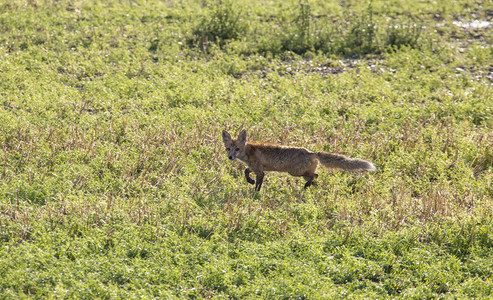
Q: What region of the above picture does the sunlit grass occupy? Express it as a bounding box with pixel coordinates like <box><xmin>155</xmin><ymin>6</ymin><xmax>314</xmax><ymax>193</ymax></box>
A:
<box><xmin>0</xmin><ymin>0</ymin><xmax>492</xmax><ymax>298</ymax></box>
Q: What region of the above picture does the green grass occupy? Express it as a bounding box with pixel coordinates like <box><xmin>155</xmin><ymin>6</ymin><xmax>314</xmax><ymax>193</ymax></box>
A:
<box><xmin>0</xmin><ymin>0</ymin><xmax>492</xmax><ymax>298</ymax></box>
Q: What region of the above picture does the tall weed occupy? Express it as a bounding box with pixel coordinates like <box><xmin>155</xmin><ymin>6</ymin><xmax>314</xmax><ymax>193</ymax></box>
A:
<box><xmin>339</xmin><ymin>3</ymin><xmax>378</xmax><ymax>55</ymax></box>
<box><xmin>189</xmin><ymin>1</ymin><xmax>424</xmax><ymax>57</ymax></box>
<box><xmin>279</xmin><ymin>2</ymin><xmax>313</xmax><ymax>54</ymax></box>
<box><xmin>189</xmin><ymin>0</ymin><xmax>247</xmax><ymax>51</ymax></box>
<box><xmin>385</xmin><ymin>21</ymin><xmax>423</xmax><ymax>49</ymax></box>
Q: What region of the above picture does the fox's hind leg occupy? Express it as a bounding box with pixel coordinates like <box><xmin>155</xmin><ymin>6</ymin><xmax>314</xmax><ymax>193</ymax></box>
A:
<box><xmin>302</xmin><ymin>156</ymin><xmax>319</xmax><ymax>189</ymax></box>
<box><xmin>245</xmin><ymin>168</ymin><xmax>255</xmax><ymax>185</ymax></box>
<box><xmin>303</xmin><ymin>173</ymin><xmax>318</xmax><ymax>189</ymax></box>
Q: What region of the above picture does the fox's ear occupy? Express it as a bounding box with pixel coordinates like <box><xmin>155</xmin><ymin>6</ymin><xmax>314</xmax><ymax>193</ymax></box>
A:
<box><xmin>222</xmin><ymin>130</ymin><xmax>232</xmax><ymax>145</ymax></box>
<box><xmin>237</xmin><ymin>130</ymin><xmax>247</xmax><ymax>145</ymax></box>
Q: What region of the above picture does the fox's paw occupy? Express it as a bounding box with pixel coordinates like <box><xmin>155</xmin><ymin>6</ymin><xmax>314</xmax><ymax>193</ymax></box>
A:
<box><xmin>246</xmin><ymin>178</ymin><xmax>255</xmax><ymax>185</ymax></box>
<box><xmin>303</xmin><ymin>180</ymin><xmax>317</xmax><ymax>189</ymax></box>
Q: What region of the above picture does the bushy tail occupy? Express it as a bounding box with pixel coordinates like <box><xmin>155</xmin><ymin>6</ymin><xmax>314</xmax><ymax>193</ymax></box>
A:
<box><xmin>315</xmin><ymin>152</ymin><xmax>376</xmax><ymax>172</ymax></box>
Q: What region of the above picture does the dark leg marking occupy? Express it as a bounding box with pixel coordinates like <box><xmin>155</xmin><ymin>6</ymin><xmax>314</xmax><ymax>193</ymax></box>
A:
<box><xmin>245</xmin><ymin>168</ymin><xmax>255</xmax><ymax>185</ymax></box>
<box><xmin>255</xmin><ymin>172</ymin><xmax>265</xmax><ymax>192</ymax></box>
<box><xmin>303</xmin><ymin>173</ymin><xmax>319</xmax><ymax>189</ymax></box>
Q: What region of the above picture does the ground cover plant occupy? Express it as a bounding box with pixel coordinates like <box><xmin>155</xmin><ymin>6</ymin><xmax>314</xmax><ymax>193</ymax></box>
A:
<box><xmin>0</xmin><ymin>0</ymin><xmax>492</xmax><ymax>298</ymax></box>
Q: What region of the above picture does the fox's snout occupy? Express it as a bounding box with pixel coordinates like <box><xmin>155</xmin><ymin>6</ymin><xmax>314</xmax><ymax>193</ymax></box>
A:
<box><xmin>227</xmin><ymin>152</ymin><xmax>238</xmax><ymax>160</ymax></box>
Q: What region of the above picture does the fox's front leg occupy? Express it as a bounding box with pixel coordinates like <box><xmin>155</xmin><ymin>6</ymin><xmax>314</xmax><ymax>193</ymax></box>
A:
<box><xmin>248</xmin><ymin>162</ymin><xmax>265</xmax><ymax>192</ymax></box>
<box><xmin>244</xmin><ymin>168</ymin><xmax>255</xmax><ymax>185</ymax></box>
<box><xmin>255</xmin><ymin>172</ymin><xmax>265</xmax><ymax>192</ymax></box>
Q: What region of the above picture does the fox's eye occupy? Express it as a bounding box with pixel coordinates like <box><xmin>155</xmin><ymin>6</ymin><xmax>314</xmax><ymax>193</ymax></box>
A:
<box><xmin>235</xmin><ymin>148</ymin><xmax>239</xmax><ymax>151</ymax></box>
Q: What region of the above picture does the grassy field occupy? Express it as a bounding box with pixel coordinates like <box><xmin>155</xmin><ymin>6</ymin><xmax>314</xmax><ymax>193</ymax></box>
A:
<box><xmin>0</xmin><ymin>0</ymin><xmax>492</xmax><ymax>298</ymax></box>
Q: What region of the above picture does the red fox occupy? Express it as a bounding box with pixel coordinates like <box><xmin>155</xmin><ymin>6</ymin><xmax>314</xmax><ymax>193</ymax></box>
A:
<box><xmin>222</xmin><ymin>130</ymin><xmax>376</xmax><ymax>191</ymax></box>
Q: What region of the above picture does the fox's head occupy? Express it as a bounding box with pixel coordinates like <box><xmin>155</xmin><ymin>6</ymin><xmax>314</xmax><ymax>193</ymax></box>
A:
<box><xmin>222</xmin><ymin>130</ymin><xmax>247</xmax><ymax>161</ymax></box>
